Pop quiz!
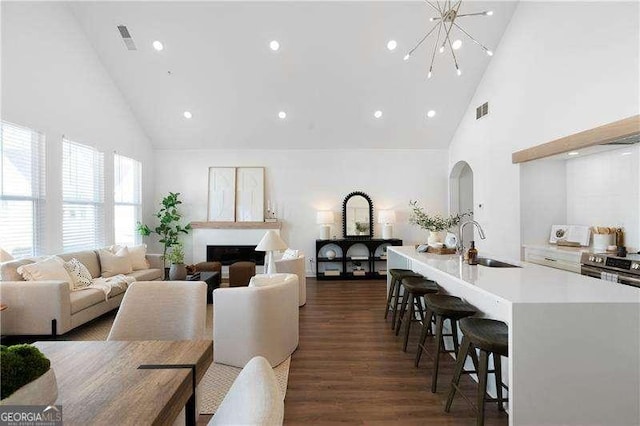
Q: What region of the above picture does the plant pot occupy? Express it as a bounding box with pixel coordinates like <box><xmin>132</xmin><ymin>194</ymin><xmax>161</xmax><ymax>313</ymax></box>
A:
<box><xmin>0</xmin><ymin>368</ymin><xmax>57</xmax><ymax>406</ymax></box>
<box><xmin>427</xmin><ymin>230</ymin><xmax>447</xmax><ymax>246</ymax></box>
<box><xmin>169</xmin><ymin>263</ymin><xmax>188</xmax><ymax>280</ymax></box>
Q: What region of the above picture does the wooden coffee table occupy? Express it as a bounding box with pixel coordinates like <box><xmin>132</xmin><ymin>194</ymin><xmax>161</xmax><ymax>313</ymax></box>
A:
<box><xmin>186</xmin><ymin>271</ymin><xmax>220</xmax><ymax>304</ymax></box>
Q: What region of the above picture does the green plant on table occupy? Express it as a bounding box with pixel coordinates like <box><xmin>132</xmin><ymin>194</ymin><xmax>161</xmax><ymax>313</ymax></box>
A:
<box><xmin>408</xmin><ymin>200</ymin><xmax>470</xmax><ymax>232</ymax></box>
<box><xmin>1</xmin><ymin>344</ymin><xmax>50</xmax><ymax>399</ymax></box>
<box><xmin>167</xmin><ymin>242</ymin><xmax>185</xmax><ymax>265</ymax></box>
<box><xmin>137</xmin><ymin>192</ymin><xmax>191</xmax><ymax>268</ymax></box>
<box><xmin>355</xmin><ymin>222</ymin><xmax>369</xmax><ymax>233</ymax></box>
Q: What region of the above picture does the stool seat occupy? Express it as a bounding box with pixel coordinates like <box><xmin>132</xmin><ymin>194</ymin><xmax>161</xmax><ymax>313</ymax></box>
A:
<box><xmin>424</xmin><ymin>294</ymin><xmax>477</xmax><ymax>319</ymax></box>
<box><xmin>401</xmin><ymin>277</ymin><xmax>439</xmax><ymax>294</ymax></box>
<box><xmin>459</xmin><ymin>318</ymin><xmax>508</xmax><ymax>357</ymax></box>
<box><xmin>389</xmin><ymin>269</ymin><xmax>422</xmax><ymax>280</ymax></box>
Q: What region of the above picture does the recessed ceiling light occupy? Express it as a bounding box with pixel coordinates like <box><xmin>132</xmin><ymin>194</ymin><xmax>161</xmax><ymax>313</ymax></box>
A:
<box><xmin>452</xmin><ymin>39</ymin><xmax>462</xmax><ymax>50</ymax></box>
<box><xmin>387</xmin><ymin>40</ymin><xmax>397</xmax><ymax>51</ymax></box>
<box><xmin>427</xmin><ymin>110</ymin><xmax>436</xmax><ymax>118</ymax></box>
<box><xmin>278</xmin><ymin>111</ymin><xmax>287</xmax><ymax>119</ymax></box>
<box><xmin>183</xmin><ymin>111</ymin><xmax>192</xmax><ymax>119</ymax></box>
<box><xmin>568</xmin><ymin>151</ymin><xmax>579</xmax><ymax>156</ymax></box>
<box><xmin>374</xmin><ymin>110</ymin><xmax>383</xmax><ymax>119</ymax></box>
<box><xmin>269</xmin><ymin>40</ymin><xmax>280</xmax><ymax>51</ymax></box>
<box><xmin>152</xmin><ymin>41</ymin><xmax>164</xmax><ymax>51</ymax></box>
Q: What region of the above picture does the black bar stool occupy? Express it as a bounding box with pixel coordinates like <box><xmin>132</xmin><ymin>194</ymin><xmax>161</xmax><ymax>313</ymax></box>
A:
<box><xmin>386</xmin><ymin>269</ymin><xmax>423</xmax><ymax>330</ymax></box>
<box><xmin>415</xmin><ymin>294</ymin><xmax>477</xmax><ymax>393</ymax></box>
<box><xmin>395</xmin><ymin>276</ymin><xmax>439</xmax><ymax>351</ymax></box>
<box><xmin>445</xmin><ymin>318</ymin><xmax>509</xmax><ymax>426</ymax></box>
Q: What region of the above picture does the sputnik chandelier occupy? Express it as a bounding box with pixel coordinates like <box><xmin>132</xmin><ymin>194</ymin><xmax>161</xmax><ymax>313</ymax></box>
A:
<box><xmin>403</xmin><ymin>1</ymin><xmax>494</xmax><ymax>78</ymax></box>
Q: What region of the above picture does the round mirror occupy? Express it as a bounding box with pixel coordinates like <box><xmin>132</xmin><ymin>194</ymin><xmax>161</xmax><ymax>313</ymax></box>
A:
<box><xmin>343</xmin><ymin>191</ymin><xmax>373</xmax><ymax>239</ymax></box>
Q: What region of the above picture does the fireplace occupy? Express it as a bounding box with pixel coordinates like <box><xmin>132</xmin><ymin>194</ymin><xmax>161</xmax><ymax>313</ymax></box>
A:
<box><xmin>207</xmin><ymin>245</ymin><xmax>265</xmax><ymax>266</ymax></box>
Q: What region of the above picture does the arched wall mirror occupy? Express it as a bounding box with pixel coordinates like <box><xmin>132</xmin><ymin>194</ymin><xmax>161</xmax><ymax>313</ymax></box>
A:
<box><xmin>449</xmin><ymin>161</ymin><xmax>474</xmax><ymax>243</ymax></box>
<box><xmin>343</xmin><ymin>191</ymin><xmax>374</xmax><ymax>239</ymax></box>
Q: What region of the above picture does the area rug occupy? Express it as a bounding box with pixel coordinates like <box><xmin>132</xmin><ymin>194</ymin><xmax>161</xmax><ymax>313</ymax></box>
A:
<box><xmin>63</xmin><ymin>304</ymin><xmax>291</xmax><ymax>415</ymax></box>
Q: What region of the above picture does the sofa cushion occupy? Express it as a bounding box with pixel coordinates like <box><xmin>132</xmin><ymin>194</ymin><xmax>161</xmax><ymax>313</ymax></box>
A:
<box><xmin>17</xmin><ymin>256</ymin><xmax>73</xmax><ymax>287</ymax></box>
<box><xmin>0</xmin><ymin>259</ymin><xmax>34</xmax><ymax>281</ymax></box>
<box><xmin>127</xmin><ymin>269</ymin><xmax>163</xmax><ymax>281</ymax></box>
<box><xmin>70</xmin><ymin>286</ymin><xmax>126</xmax><ymax>314</ymax></box>
<box><xmin>0</xmin><ymin>248</ymin><xmax>14</xmax><ymax>262</ymax></box>
<box><xmin>58</xmin><ymin>251</ymin><xmax>101</xmax><ymax>279</ymax></box>
<box><xmin>63</xmin><ymin>258</ymin><xmax>93</xmax><ymax>290</ymax></box>
<box><xmin>99</xmin><ymin>247</ymin><xmax>133</xmax><ymax>278</ymax></box>
<box><xmin>127</xmin><ymin>244</ymin><xmax>149</xmax><ymax>271</ymax></box>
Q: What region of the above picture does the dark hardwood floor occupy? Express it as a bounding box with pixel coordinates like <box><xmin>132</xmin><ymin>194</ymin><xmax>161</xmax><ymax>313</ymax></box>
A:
<box><xmin>283</xmin><ymin>278</ymin><xmax>508</xmax><ymax>425</ymax></box>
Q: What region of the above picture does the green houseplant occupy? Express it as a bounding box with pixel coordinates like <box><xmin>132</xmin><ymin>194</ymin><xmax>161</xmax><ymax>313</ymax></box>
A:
<box><xmin>167</xmin><ymin>242</ymin><xmax>187</xmax><ymax>280</ymax></box>
<box><xmin>0</xmin><ymin>344</ymin><xmax>57</xmax><ymax>405</ymax></box>
<box><xmin>137</xmin><ymin>192</ymin><xmax>191</xmax><ymax>271</ymax></box>
<box><xmin>408</xmin><ymin>200</ymin><xmax>469</xmax><ymax>245</ymax></box>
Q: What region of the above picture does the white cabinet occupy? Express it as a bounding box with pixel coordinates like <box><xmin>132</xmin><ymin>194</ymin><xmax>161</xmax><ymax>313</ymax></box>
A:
<box><xmin>523</xmin><ymin>245</ymin><xmax>584</xmax><ymax>273</ymax></box>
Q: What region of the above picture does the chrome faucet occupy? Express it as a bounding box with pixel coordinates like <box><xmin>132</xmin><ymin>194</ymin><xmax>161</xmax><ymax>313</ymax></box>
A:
<box><xmin>457</xmin><ymin>220</ymin><xmax>486</xmax><ymax>255</ymax></box>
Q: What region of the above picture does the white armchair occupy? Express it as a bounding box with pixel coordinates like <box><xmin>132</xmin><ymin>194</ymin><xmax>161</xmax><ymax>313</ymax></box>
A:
<box><xmin>274</xmin><ymin>251</ymin><xmax>306</xmax><ymax>306</ymax></box>
<box><xmin>213</xmin><ymin>273</ymin><xmax>299</xmax><ymax>368</ymax></box>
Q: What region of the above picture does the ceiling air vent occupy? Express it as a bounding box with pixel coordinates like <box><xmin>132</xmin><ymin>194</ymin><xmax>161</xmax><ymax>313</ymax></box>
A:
<box><xmin>476</xmin><ymin>102</ymin><xmax>489</xmax><ymax>120</ymax></box>
<box><xmin>117</xmin><ymin>25</ymin><xmax>137</xmax><ymax>51</ymax></box>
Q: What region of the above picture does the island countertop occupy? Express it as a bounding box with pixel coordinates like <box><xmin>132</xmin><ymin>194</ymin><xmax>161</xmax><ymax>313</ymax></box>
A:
<box><xmin>388</xmin><ymin>245</ymin><xmax>640</xmax><ymax>305</ymax></box>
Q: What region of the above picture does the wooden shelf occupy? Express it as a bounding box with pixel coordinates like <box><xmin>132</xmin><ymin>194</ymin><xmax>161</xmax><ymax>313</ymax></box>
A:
<box><xmin>190</xmin><ymin>221</ymin><xmax>282</xmax><ymax>230</ymax></box>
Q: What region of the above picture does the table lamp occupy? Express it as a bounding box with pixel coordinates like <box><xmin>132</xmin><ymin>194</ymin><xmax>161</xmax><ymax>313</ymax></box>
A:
<box><xmin>316</xmin><ymin>211</ymin><xmax>335</xmax><ymax>240</ymax></box>
<box><xmin>255</xmin><ymin>230</ymin><xmax>288</xmax><ymax>275</ymax></box>
<box><xmin>378</xmin><ymin>210</ymin><xmax>396</xmax><ymax>239</ymax></box>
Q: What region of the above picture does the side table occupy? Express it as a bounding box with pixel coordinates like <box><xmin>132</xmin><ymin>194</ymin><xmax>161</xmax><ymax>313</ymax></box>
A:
<box><xmin>186</xmin><ymin>272</ymin><xmax>220</xmax><ymax>304</ymax></box>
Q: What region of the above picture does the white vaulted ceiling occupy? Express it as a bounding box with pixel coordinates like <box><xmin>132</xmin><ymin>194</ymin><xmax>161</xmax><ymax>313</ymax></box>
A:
<box><xmin>68</xmin><ymin>1</ymin><xmax>517</xmax><ymax>149</ymax></box>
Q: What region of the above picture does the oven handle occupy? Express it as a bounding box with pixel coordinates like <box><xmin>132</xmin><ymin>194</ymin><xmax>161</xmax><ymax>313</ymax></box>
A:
<box><xmin>581</xmin><ymin>265</ymin><xmax>640</xmax><ymax>285</ymax></box>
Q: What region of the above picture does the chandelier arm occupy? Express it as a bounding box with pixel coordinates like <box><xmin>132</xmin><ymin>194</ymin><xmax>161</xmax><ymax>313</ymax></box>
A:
<box><xmin>456</xmin><ymin>11</ymin><xmax>491</xmax><ymax>17</ymax></box>
<box><xmin>424</xmin><ymin>1</ymin><xmax>443</xmax><ymax>15</ymax></box>
<box><xmin>447</xmin><ymin>34</ymin><xmax>460</xmax><ymax>70</ymax></box>
<box><xmin>452</xmin><ymin>22</ymin><xmax>492</xmax><ymax>52</ymax></box>
<box><xmin>428</xmin><ymin>22</ymin><xmax>444</xmax><ymax>74</ymax></box>
<box><xmin>440</xmin><ymin>0</ymin><xmax>463</xmax><ymax>51</ymax></box>
<box><xmin>406</xmin><ymin>21</ymin><xmax>442</xmax><ymax>57</ymax></box>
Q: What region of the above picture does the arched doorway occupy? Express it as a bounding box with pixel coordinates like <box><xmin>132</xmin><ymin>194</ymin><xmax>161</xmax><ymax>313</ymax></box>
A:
<box><xmin>449</xmin><ymin>161</ymin><xmax>474</xmax><ymax>244</ymax></box>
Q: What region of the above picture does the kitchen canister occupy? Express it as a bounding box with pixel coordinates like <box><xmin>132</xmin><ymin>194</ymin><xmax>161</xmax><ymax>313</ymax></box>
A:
<box><xmin>593</xmin><ymin>234</ymin><xmax>614</xmax><ymax>252</ymax></box>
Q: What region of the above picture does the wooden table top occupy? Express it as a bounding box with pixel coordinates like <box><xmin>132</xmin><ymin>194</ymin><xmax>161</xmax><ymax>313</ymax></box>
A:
<box><xmin>35</xmin><ymin>340</ymin><xmax>213</xmax><ymax>426</ymax></box>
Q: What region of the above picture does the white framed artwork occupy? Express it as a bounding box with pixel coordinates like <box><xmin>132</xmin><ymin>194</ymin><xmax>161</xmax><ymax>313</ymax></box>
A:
<box><xmin>208</xmin><ymin>167</ymin><xmax>236</xmax><ymax>221</ymax></box>
<box><xmin>236</xmin><ymin>167</ymin><xmax>265</xmax><ymax>222</ymax></box>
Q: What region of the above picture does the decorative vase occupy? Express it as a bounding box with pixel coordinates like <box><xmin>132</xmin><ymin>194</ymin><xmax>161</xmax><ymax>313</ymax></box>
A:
<box><xmin>169</xmin><ymin>263</ymin><xmax>187</xmax><ymax>280</ymax></box>
<box><xmin>326</xmin><ymin>249</ymin><xmax>337</xmax><ymax>260</ymax></box>
<box><xmin>427</xmin><ymin>230</ymin><xmax>447</xmax><ymax>246</ymax></box>
<box><xmin>0</xmin><ymin>368</ymin><xmax>58</xmax><ymax>406</ymax></box>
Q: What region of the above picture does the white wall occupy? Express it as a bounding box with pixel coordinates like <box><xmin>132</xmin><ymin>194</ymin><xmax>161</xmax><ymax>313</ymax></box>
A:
<box><xmin>447</xmin><ymin>1</ymin><xmax>640</xmax><ymax>259</ymax></box>
<box><xmin>1</xmin><ymin>2</ymin><xmax>154</xmax><ymax>254</ymax></box>
<box><xmin>153</xmin><ymin>149</ymin><xmax>449</xmax><ymax>274</ymax></box>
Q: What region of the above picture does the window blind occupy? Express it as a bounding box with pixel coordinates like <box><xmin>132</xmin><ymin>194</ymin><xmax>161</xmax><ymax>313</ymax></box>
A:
<box><xmin>114</xmin><ymin>153</ymin><xmax>142</xmax><ymax>246</ymax></box>
<box><xmin>0</xmin><ymin>121</ymin><xmax>46</xmax><ymax>258</ymax></box>
<box><xmin>62</xmin><ymin>138</ymin><xmax>104</xmax><ymax>252</ymax></box>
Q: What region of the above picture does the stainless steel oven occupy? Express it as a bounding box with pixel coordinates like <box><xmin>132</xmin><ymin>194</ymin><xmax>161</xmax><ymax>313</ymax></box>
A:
<box><xmin>580</xmin><ymin>253</ymin><xmax>640</xmax><ymax>289</ymax></box>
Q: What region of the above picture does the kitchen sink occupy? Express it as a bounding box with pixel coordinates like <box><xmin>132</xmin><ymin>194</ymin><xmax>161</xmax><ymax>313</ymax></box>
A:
<box><xmin>476</xmin><ymin>257</ymin><xmax>520</xmax><ymax>268</ymax></box>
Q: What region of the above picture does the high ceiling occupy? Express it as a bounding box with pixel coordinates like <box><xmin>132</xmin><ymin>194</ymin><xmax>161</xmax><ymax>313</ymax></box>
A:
<box><xmin>69</xmin><ymin>1</ymin><xmax>517</xmax><ymax>150</ymax></box>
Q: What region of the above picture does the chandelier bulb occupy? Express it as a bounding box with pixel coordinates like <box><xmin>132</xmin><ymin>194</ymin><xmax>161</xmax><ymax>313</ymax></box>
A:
<box><xmin>486</xmin><ymin>50</ymin><xmax>494</xmax><ymax>56</ymax></box>
<box><xmin>403</xmin><ymin>54</ymin><xmax>410</xmax><ymax>61</ymax></box>
<box><xmin>486</xmin><ymin>11</ymin><xmax>494</xmax><ymax>16</ymax></box>
<box><xmin>428</xmin><ymin>71</ymin><xmax>432</xmax><ymax>79</ymax></box>
<box><xmin>456</xmin><ymin>68</ymin><xmax>462</xmax><ymax>76</ymax></box>
<box><xmin>439</xmin><ymin>46</ymin><xmax>445</xmax><ymax>53</ymax></box>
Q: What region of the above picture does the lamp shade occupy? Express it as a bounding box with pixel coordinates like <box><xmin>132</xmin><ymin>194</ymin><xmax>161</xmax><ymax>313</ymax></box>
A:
<box><xmin>316</xmin><ymin>211</ymin><xmax>335</xmax><ymax>225</ymax></box>
<box><xmin>255</xmin><ymin>230</ymin><xmax>288</xmax><ymax>252</ymax></box>
<box><xmin>378</xmin><ymin>210</ymin><xmax>396</xmax><ymax>224</ymax></box>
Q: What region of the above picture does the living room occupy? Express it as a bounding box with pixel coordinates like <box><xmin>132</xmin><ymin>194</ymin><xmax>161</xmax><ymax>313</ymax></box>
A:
<box><xmin>1</xmin><ymin>1</ymin><xmax>639</xmax><ymax>425</ymax></box>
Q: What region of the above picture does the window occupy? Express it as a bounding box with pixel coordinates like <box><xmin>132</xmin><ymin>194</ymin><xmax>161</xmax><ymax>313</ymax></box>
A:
<box><xmin>0</xmin><ymin>121</ymin><xmax>45</xmax><ymax>257</ymax></box>
<box><xmin>114</xmin><ymin>154</ymin><xmax>142</xmax><ymax>246</ymax></box>
<box><xmin>62</xmin><ymin>139</ymin><xmax>104</xmax><ymax>252</ymax></box>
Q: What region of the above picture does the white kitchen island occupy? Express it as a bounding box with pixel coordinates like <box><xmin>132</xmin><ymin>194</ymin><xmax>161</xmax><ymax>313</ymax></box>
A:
<box><xmin>388</xmin><ymin>246</ymin><xmax>640</xmax><ymax>426</ymax></box>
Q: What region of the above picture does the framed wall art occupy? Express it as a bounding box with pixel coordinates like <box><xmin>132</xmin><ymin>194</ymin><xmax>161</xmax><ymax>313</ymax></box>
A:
<box><xmin>235</xmin><ymin>167</ymin><xmax>265</xmax><ymax>222</ymax></box>
<box><xmin>208</xmin><ymin>167</ymin><xmax>236</xmax><ymax>221</ymax></box>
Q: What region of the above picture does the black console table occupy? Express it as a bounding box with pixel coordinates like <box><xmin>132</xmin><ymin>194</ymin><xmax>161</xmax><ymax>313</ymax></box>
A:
<box><xmin>315</xmin><ymin>239</ymin><xmax>402</xmax><ymax>280</ymax></box>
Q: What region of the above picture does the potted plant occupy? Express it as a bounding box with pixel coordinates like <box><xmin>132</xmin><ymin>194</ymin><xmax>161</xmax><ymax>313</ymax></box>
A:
<box><xmin>355</xmin><ymin>222</ymin><xmax>369</xmax><ymax>235</ymax></box>
<box><xmin>167</xmin><ymin>242</ymin><xmax>187</xmax><ymax>280</ymax></box>
<box><xmin>1</xmin><ymin>344</ymin><xmax>57</xmax><ymax>406</ymax></box>
<box><xmin>137</xmin><ymin>192</ymin><xmax>191</xmax><ymax>277</ymax></box>
<box><xmin>408</xmin><ymin>200</ymin><xmax>469</xmax><ymax>246</ymax></box>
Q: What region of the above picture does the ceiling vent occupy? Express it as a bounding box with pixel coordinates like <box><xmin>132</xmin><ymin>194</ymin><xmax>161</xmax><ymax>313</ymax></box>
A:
<box><xmin>117</xmin><ymin>25</ymin><xmax>137</xmax><ymax>51</ymax></box>
<box><xmin>476</xmin><ymin>102</ymin><xmax>489</xmax><ymax>120</ymax></box>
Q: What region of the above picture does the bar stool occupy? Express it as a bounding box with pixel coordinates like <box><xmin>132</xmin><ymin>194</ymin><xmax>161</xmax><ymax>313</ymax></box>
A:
<box><xmin>445</xmin><ymin>318</ymin><xmax>509</xmax><ymax>426</ymax></box>
<box><xmin>395</xmin><ymin>276</ymin><xmax>439</xmax><ymax>351</ymax></box>
<box><xmin>386</xmin><ymin>269</ymin><xmax>423</xmax><ymax>330</ymax></box>
<box><xmin>416</xmin><ymin>294</ymin><xmax>477</xmax><ymax>393</ymax></box>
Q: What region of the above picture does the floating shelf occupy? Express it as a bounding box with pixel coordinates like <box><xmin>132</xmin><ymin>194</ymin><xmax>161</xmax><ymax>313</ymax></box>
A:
<box><xmin>190</xmin><ymin>221</ymin><xmax>282</xmax><ymax>230</ymax></box>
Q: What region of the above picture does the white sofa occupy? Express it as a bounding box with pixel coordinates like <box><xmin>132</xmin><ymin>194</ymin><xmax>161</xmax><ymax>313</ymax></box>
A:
<box><xmin>213</xmin><ymin>273</ymin><xmax>299</xmax><ymax>368</ymax></box>
<box><xmin>208</xmin><ymin>356</ymin><xmax>284</xmax><ymax>425</ymax></box>
<box><xmin>274</xmin><ymin>251</ymin><xmax>307</xmax><ymax>306</ymax></box>
<box><xmin>0</xmin><ymin>249</ymin><xmax>163</xmax><ymax>336</ymax></box>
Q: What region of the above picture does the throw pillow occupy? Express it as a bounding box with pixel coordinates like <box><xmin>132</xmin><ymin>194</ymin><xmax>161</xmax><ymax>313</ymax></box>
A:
<box><xmin>127</xmin><ymin>244</ymin><xmax>149</xmax><ymax>271</ymax></box>
<box><xmin>0</xmin><ymin>248</ymin><xmax>14</xmax><ymax>262</ymax></box>
<box><xmin>281</xmin><ymin>248</ymin><xmax>299</xmax><ymax>260</ymax></box>
<box><xmin>16</xmin><ymin>256</ymin><xmax>73</xmax><ymax>288</ymax></box>
<box><xmin>99</xmin><ymin>247</ymin><xmax>133</xmax><ymax>278</ymax></box>
<box><xmin>63</xmin><ymin>258</ymin><xmax>93</xmax><ymax>290</ymax></box>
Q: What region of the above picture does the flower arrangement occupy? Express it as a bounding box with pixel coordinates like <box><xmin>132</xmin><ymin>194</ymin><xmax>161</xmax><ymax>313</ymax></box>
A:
<box><xmin>408</xmin><ymin>200</ymin><xmax>470</xmax><ymax>232</ymax></box>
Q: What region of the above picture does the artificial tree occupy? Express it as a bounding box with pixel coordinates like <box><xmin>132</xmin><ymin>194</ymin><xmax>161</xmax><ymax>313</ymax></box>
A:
<box><xmin>137</xmin><ymin>192</ymin><xmax>191</xmax><ymax>269</ymax></box>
